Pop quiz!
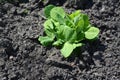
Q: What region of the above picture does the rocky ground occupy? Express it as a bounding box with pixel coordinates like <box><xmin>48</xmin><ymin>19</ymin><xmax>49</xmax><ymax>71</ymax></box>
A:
<box><xmin>0</xmin><ymin>0</ymin><xmax>120</xmax><ymax>80</ymax></box>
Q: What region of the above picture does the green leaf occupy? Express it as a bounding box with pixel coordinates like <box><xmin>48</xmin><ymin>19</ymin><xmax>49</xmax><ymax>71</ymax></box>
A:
<box><xmin>44</xmin><ymin>5</ymin><xmax>55</xmax><ymax>18</ymax></box>
<box><xmin>75</xmin><ymin>14</ymin><xmax>90</xmax><ymax>33</ymax></box>
<box><xmin>61</xmin><ymin>42</ymin><xmax>82</xmax><ymax>58</ymax></box>
<box><xmin>44</xmin><ymin>19</ymin><xmax>55</xmax><ymax>38</ymax></box>
<box><xmin>76</xmin><ymin>32</ymin><xmax>85</xmax><ymax>42</ymax></box>
<box><xmin>38</xmin><ymin>36</ymin><xmax>54</xmax><ymax>46</ymax></box>
<box><xmin>69</xmin><ymin>10</ymin><xmax>81</xmax><ymax>19</ymax></box>
<box><xmin>50</xmin><ymin>7</ymin><xmax>65</xmax><ymax>24</ymax></box>
<box><xmin>76</xmin><ymin>18</ymin><xmax>84</xmax><ymax>33</ymax></box>
<box><xmin>65</xmin><ymin>15</ymin><xmax>74</xmax><ymax>28</ymax></box>
<box><xmin>74</xmin><ymin>14</ymin><xmax>81</xmax><ymax>26</ymax></box>
<box><xmin>82</xmin><ymin>14</ymin><xmax>90</xmax><ymax>31</ymax></box>
<box><xmin>58</xmin><ymin>25</ymin><xmax>77</xmax><ymax>42</ymax></box>
<box><xmin>52</xmin><ymin>39</ymin><xmax>63</xmax><ymax>46</ymax></box>
<box><xmin>85</xmin><ymin>26</ymin><xmax>100</xmax><ymax>39</ymax></box>
<box><xmin>63</xmin><ymin>26</ymin><xmax>74</xmax><ymax>41</ymax></box>
<box><xmin>54</xmin><ymin>25</ymin><xmax>64</xmax><ymax>41</ymax></box>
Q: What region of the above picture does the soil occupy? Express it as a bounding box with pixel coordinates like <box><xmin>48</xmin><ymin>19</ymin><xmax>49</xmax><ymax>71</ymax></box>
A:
<box><xmin>0</xmin><ymin>0</ymin><xmax>120</xmax><ymax>80</ymax></box>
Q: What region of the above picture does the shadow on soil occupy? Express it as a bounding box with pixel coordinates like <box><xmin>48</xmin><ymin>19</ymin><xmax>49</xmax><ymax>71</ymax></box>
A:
<box><xmin>41</xmin><ymin>0</ymin><xmax>93</xmax><ymax>10</ymax></box>
<box><xmin>66</xmin><ymin>39</ymin><xmax>107</xmax><ymax>70</ymax></box>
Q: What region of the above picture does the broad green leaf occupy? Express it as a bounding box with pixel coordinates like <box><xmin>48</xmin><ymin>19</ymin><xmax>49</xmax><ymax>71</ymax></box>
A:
<box><xmin>38</xmin><ymin>36</ymin><xmax>54</xmax><ymax>46</ymax></box>
<box><xmin>63</xmin><ymin>26</ymin><xmax>74</xmax><ymax>41</ymax></box>
<box><xmin>50</xmin><ymin>7</ymin><xmax>65</xmax><ymax>24</ymax></box>
<box><xmin>74</xmin><ymin>14</ymin><xmax>81</xmax><ymax>25</ymax></box>
<box><xmin>55</xmin><ymin>25</ymin><xmax>64</xmax><ymax>40</ymax></box>
<box><xmin>50</xmin><ymin>7</ymin><xmax>65</xmax><ymax>18</ymax></box>
<box><xmin>44</xmin><ymin>19</ymin><xmax>54</xmax><ymax>30</ymax></box>
<box><xmin>85</xmin><ymin>26</ymin><xmax>100</xmax><ymax>39</ymax></box>
<box><xmin>65</xmin><ymin>15</ymin><xmax>75</xmax><ymax>28</ymax></box>
<box><xmin>76</xmin><ymin>18</ymin><xmax>84</xmax><ymax>33</ymax></box>
<box><xmin>61</xmin><ymin>42</ymin><xmax>82</xmax><ymax>58</ymax></box>
<box><xmin>44</xmin><ymin>19</ymin><xmax>55</xmax><ymax>38</ymax></box>
<box><xmin>75</xmin><ymin>14</ymin><xmax>90</xmax><ymax>32</ymax></box>
<box><xmin>69</xmin><ymin>10</ymin><xmax>81</xmax><ymax>19</ymax></box>
<box><xmin>44</xmin><ymin>5</ymin><xmax>55</xmax><ymax>18</ymax></box>
<box><xmin>68</xmin><ymin>31</ymin><xmax>77</xmax><ymax>43</ymax></box>
<box><xmin>62</xmin><ymin>26</ymin><xmax>77</xmax><ymax>42</ymax></box>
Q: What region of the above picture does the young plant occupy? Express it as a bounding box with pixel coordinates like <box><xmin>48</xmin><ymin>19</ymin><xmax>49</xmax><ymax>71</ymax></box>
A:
<box><xmin>38</xmin><ymin>5</ymin><xmax>100</xmax><ymax>58</ymax></box>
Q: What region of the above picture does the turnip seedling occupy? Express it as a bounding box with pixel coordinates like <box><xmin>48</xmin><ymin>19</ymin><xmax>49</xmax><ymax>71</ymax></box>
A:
<box><xmin>38</xmin><ymin>5</ymin><xmax>100</xmax><ymax>58</ymax></box>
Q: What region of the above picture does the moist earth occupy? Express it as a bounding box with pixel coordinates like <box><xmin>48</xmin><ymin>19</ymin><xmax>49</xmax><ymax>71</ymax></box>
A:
<box><xmin>0</xmin><ymin>0</ymin><xmax>120</xmax><ymax>80</ymax></box>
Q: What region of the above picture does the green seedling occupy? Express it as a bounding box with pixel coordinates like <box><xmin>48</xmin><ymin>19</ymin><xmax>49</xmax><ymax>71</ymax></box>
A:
<box><xmin>38</xmin><ymin>5</ymin><xmax>100</xmax><ymax>58</ymax></box>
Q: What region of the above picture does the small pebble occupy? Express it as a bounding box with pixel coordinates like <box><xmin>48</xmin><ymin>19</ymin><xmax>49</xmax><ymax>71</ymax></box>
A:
<box><xmin>9</xmin><ymin>56</ymin><xmax>14</xmax><ymax>60</ymax></box>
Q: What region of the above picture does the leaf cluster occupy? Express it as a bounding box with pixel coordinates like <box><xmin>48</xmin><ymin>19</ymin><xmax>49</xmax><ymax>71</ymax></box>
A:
<box><xmin>38</xmin><ymin>5</ymin><xmax>100</xmax><ymax>58</ymax></box>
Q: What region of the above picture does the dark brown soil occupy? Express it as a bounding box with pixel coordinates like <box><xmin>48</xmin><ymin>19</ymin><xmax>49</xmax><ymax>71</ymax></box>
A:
<box><xmin>0</xmin><ymin>0</ymin><xmax>120</xmax><ymax>80</ymax></box>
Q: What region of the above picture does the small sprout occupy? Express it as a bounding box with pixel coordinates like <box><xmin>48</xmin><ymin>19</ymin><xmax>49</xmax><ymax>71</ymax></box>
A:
<box><xmin>38</xmin><ymin>5</ymin><xmax>100</xmax><ymax>58</ymax></box>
